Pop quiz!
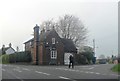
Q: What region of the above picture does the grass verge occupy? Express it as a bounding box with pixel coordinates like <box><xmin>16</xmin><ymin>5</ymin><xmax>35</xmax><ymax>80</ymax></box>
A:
<box><xmin>112</xmin><ymin>64</ymin><xmax>120</xmax><ymax>72</ymax></box>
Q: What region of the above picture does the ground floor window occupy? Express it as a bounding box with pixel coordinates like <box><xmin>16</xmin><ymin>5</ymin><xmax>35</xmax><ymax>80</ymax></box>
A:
<box><xmin>51</xmin><ymin>50</ymin><xmax>57</xmax><ymax>59</ymax></box>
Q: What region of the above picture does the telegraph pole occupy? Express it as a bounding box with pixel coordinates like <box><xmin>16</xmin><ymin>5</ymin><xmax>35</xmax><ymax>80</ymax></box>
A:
<box><xmin>92</xmin><ymin>39</ymin><xmax>96</xmax><ymax>64</ymax></box>
<box><xmin>93</xmin><ymin>39</ymin><xmax>95</xmax><ymax>57</ymax></box>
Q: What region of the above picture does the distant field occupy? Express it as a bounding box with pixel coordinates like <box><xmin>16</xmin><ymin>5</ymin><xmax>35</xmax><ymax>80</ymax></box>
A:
<box><xmin>112</xmin><ymin>64</ymin><xmax>120</xmax><ymax>72</ymax></box>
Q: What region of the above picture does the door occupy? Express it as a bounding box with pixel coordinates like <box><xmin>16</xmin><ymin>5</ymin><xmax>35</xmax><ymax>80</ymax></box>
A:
<box><xmin>49</xmin><ymin>50</ymin><xmax>57</xmax><ymax>65</ymax></box>
<box><xmin>64</xmin><ymin>53</ymin><xmax>73</xmax><ymax>65</ymax></box>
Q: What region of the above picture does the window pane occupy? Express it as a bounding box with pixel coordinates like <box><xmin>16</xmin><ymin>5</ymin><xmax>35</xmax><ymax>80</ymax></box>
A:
<box><xmin>52</xmin><ymin>38</ymin><xmax>55</xmax><ymax>44</ymax></box>
<box><xmin>51</xmin><ymin>50</ymin><xmax>57</xmax><ymax>59</ymax></box>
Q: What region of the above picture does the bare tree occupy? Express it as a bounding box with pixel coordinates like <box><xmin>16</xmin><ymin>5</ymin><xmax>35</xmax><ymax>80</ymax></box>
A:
<box><xmin>40</xmin><ymin>14</ymin><xmax>88</xmax><ymax>49</ymax></box>
<box><xmin>57</xmin><ymin>14</ymin><xmax>88</xmax><ymax>47</ymax></box>
<box><xmin>40</xmin><ymin>19</ymin><xmax>61</xmax><ymax>33</ymax></box>
<box><xmin>40</xmin><ymin>19</ymin><xmax>55</xmax><ymax>31</ymax></box>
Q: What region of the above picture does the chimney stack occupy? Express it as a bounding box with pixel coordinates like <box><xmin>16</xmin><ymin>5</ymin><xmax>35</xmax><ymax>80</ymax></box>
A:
<box><xmin>9</xmin><ymin>43</ymin><xmax>12</xmax><ymax>47</ymax></box>
<box><xmin>2</xmin><ymin>45</ymin><xmax>5</xmax><ymax>54</ymax></box>
<box><xmin>33</xmin><ymin>24</ymin><xmax>40</xmax><ymax>65</ymax></box>
<box><xmin>2</xmin><ymin>45</ymin><xmax>5</xmax><ymax>48</ymax></box>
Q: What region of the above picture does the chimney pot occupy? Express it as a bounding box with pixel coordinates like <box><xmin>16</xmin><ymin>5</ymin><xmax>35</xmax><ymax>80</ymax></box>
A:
<box><xmin>9</xmin><ymin>43</ymin><xmax>12</xmax><ymax>47</ymax></box>
<box><xmin>2</xmin><ymin>45</ymin><xmax>5</xmax><ymax>48</ymax></box>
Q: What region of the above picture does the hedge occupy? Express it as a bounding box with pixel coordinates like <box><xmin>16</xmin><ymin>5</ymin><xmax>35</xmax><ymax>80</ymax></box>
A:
<box><xmin>2</xmin><ymin>54</ymin><xmax>9</xmax><ymax>64</ymax></box>
<box><xmin>2</xmin><ymin>51</ymin><xmax>32</xmax><ymax>64</ymax></box>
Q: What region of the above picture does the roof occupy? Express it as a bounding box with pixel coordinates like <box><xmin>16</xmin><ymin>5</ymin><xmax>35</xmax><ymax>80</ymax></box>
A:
<box><xmin>24</xmin><ymin>29</ymin><xmax>54</xmax><ymax>44</ymax></box>
<box><xmin>39</xmin><ymin>30</ymin><xmax>51</xmax><ymax>42</ymax></box>
<box><xmin>0</xmin><ymin>47</ymin><xmax>15</xmax><ymax>54</ymax></box>
<box><xmin>0</xmin><ymin>47</ymin><xmax>9</xmax><ymax>54</ymax></box>
<box><xmin>24</xmin><ymin>29</ymin><xmax>77</xmax><ymax>53</ymax></box>
<box><xmin>24</xmin><ymin>38</ymin><xmax>34</xmax><ymax>44</ymax></box>
<box><xmin>61</xmin><ymin>38</ymin><xmax>77</xmax><ymax>53</ymax></box>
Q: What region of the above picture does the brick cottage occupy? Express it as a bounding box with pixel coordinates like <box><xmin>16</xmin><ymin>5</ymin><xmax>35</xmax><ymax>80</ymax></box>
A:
<box><xmin>24</xmin><ymin>24</ymin><xmax>77</xmax><ymax>65</ymax></box>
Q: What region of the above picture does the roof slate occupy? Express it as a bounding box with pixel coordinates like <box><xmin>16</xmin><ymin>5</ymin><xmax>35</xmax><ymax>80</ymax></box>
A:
<box><xmin>24</xmin><ymin>29</ymin><xmax>77</xmax><ymax>53</ymax></box>
<box><xmin>0</xmin><ymin>47</ymin><xmax>15</xmax><ymax>54</ymax></box>
<box><xmin>61</xmin><ymin>38</ymin><xmax>77</xmax><ymax>53</ymax></box>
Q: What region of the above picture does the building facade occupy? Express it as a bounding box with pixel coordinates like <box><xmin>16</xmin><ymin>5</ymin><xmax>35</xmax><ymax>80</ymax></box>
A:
<box><xmin>0</xmin><ymin>43</ymin><xmax>15</xmax><ymax>55</ymax></box>
<box><xmin>24</xmin><ymin>24</ymin><xmax>77</xmax><ymax>65</ymax></box>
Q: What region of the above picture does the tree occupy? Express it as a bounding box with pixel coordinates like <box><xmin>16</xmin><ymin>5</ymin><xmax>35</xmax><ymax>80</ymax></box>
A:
<box><xmin>40</xmin><ymin>19</ymin><xmax>56</xmax><ymax>31</ymax></box>
<box><xmin>57</xmin><ymin>14</ymin><xmax>87</xmax><ymax>47</ymax></box>
<box><xmin>40</xmin><ymin>14</ymin><xmax>88</xmax><ymax>49</ymax></box>
<box><xmin>75</xmin><ymin>54</ymin><xmax>87</xmax><ymax>65</ymax></box>
<box><xmin>80</xmin><ymin>46</ymin><xmax>94</xmax><ymax>64</ymax></box>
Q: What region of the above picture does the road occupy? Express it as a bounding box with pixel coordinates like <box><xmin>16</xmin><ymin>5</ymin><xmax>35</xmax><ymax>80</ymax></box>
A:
<box><xmin>1</xmin><ymin>64</ymin><xmax>120</xmax><ymax>81</ymax></box>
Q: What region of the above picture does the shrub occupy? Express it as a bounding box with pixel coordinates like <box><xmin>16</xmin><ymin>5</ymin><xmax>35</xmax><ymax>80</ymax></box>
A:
<box><xmin>1</xmin><ymin>51</ymin><xmax>32</xmax><ymax>64</ymax></box>
<box><xmin>9</xmin><ymin>54</ymin><xmax>16</xmax><ymax>63</ymax></box>
<box><xmin>2</xmin><ymin>54</ymin><xmax>9</xmax><ymax>64</ymax></box>
<box><xmin>9</xmin><ymin>51</ymin><xmax>32</xmax><ymax>63</ymax></box>
<box><xmin>75</xmin><ymin>54</ymin><xmax>87</xmax><ymax>65</ymax></box>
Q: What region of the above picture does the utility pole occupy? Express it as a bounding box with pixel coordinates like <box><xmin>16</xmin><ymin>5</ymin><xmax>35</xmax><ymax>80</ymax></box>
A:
<box><xmin>92</xmin><ymin>39</ymin><xmax>96</xmax><ymax>64</ymax></box>
<box><xmin>93</xmin><ymin>39</ymin><xmax>95</xmax><ymax>57</ymax></box>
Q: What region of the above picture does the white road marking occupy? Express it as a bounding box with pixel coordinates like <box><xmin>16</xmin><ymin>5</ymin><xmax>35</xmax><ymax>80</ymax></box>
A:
<box><xmin>35</xmin><ymin>71</ymin><xmax>50</xmax><ymax>75</ymax></box>
<box><xmin>22</xmin><ymin>68</ymin><xmax>30</xmax><ymax>71</ymax></box>
<box><xmin>110</xmin><ymin>74</ymin><xmax>119</xmax><ymax>76</ymax></box>
<box><xmin>3</xmin><ymin>68</ymin><xmax>24</xmax><ymax>81</ymax></box>
<box><xmin>85</xmin><ymin>71</ymin><xmax>89</xmax><ymax>73</ymax></box>
<box><xmin>75</xmin><ymin>70</ymin><xmax>79</xmax><ymax>72</ymax></box>
<box><xmin>3</xmin><ymin>65</ymin><xmax>7</xmax><ymax>66</ymax></box>
<box><xmin>95</xmin><ymin>73</ymin><xmax>100</xmax><ymax>75</ymax></box>
<box><xmin>80</xmin><ymin>71</ymin><xmax>84</xmax><ymax>72</ymax></box>
<box><xmin>16</xmin><ymin>70</ymin><xmax>22</xmax><ymax>72</ymax></box>
<box><xmin>16</xmin><ymin>66</ymin><xmax>20</xmax><ymax>68</ymax></box>
<box><xmin>82</xmin><ymin>67</ymin><xmax>94</xmax><ymax>70</ymax></box>
<box><xmin>55</xmin><ymin>67</ymin><xmax>118</xmax><ymax>77</ymax></box>
<box><xmin>2</xmin><ymin>69</ymin><xmax>5</xmax><ymax>71</ymax></box>
<box><xmin>42</xmin><ymin>73</ymin><xmax>51</xmax><ymax>75</ymax></box>
<box><xmin>13</xmin><ymin>69</ymin><xmax>22</xmax><ymax>72</ymax></box>
<box><xmin>79</xmin><ymin>66</ymin><xmax>89</xmax><ymax>67</ymax></box>
<box><xmin>59</xmin><ymin>76</ymin><xmax>70</xmax><ymax>79</ymax></box>
<box><xmin>35</xmin><ymin>71</ymin><xmax>42</xmax><ymax>73</ymax></box>
<box><xmin>102</xmin><ymin>74</ymin><xmax>107</xmax><ymax>75</ymax></box>
<box><xmin>69</xmin><ymin>69</ymin><xmax>76</xmax><ymax>71</ymax></box>
<box><xmin>88</xmin><ymin>67</ymin><xmax>94</xmax><ymax>70</ymax></box>
<box><xmin>15</xmin><ymin>76</ymin><xmax>24</xmax><ymax>81</ymax></box>
<box><xmin>89</xmin><ymin>72</ymin><xmax>94</xmax><ymax>74</ymax></box>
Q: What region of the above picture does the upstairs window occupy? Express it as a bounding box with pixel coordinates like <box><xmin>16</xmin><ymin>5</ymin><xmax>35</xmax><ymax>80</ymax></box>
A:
<box><xmin>52</xmin><ymin>38</ymin><xmax>55</xmax><ymax>44</ymax></box>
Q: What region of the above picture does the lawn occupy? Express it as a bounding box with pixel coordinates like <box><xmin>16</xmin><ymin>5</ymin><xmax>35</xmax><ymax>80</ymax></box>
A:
<box><xmin>112</xmin><ymin>64</ymin><xmax>120</xmax><ymax>72</ymax></box>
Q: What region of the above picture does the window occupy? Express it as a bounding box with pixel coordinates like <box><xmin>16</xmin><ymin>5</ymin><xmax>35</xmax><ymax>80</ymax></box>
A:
<box><xmin>51</xmin><ymin>50</ymin><xmax>57</xmax><ymax>59</ymax></box>
<box><xmin>30</xmin><ymin>42</ymin><xmax>32</xmax><ymax>46</ymax></box>
<box><xmin>52</xmin><ymin>38</ymin><xmax>55</xmax><ymax>44</ymax></box>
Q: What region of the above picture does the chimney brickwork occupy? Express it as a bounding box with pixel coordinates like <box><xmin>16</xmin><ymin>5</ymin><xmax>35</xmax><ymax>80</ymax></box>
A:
<box><xmin>33</xmin><ymin>24</ymin><xmax>39</xmax><ymax>65</ymax></box>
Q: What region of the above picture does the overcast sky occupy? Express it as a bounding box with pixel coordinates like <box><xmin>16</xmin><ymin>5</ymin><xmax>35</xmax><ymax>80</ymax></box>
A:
<box><xmin>0</xmin><ymin>0</ymin><xmax>118</xmax><ymax>58</ymax></box>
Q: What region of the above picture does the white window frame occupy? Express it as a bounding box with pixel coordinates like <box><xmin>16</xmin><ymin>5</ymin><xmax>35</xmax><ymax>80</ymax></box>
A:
<box><xmin>30</xmin><ymin>41</ymin><xmax>32</xmax><ymax>46</ymax></box>
<box><xmin>51</xmin><ymin>50</ymin><xmax>57</xmax><ymax>59</ymax></box>
<box><xmin>52</xmin><ymin>38</ymin><xmax>55</xmax><ymax>44</ymax></box>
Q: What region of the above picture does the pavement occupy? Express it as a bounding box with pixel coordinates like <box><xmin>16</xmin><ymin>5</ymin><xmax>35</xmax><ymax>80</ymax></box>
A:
<box><xmin>1</xmin><ymin>64</ymin><xmax>120</xmax><ymax>81</ymax></box>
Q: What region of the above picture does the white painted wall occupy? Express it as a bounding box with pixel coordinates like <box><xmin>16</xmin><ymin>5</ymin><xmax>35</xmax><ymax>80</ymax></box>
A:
<box><xmin>6</xmin><ymin>48</ymin><xmax>15</xmax><ymax>54</ymax></box>
<box><xmin>64</xmin><ymin>53</ymin><xmax>73</xmax><ymax>65</ymax></box>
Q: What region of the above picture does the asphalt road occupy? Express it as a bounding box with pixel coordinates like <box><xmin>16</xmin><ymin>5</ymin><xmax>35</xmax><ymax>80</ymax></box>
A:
<box><xmin>1</xmin><ymin>64</ymin><xmax>120</xmax><ymax>81</ymax></box>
